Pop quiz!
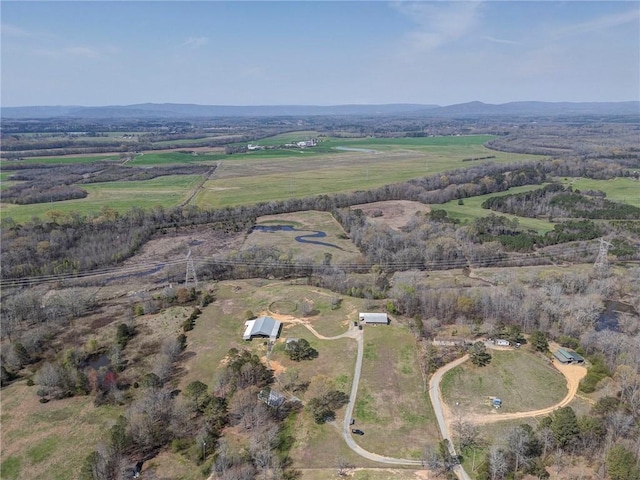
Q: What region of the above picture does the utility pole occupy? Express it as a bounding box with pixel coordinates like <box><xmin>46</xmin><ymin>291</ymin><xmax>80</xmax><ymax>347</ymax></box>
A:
<box><xmin>185</xmin><ymin>250</ymin><xmax>198</xmax><ymax>288</ymax></box>
<box><xmin>594</xmin><ymin>238</ymin><xmax>613</xmax><ymax>273</ymax></box>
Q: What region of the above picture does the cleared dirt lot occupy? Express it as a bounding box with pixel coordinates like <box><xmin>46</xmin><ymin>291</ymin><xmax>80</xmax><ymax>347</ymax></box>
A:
<box><xmin>351</xmin><ymin>200</ymin><xmax>430</xmax><ymax>230</ymax></box>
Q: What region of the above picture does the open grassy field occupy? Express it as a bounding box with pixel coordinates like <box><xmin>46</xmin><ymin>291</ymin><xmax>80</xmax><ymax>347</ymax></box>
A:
<box><xmin>354</xmin><ymin>324</ymin><xmax>440</xmax><ymax>459</ymax></box>
<box><xmin>0</xmin><ymin>382</ymin><xmax>121</xmax><ymax>480</ymax></box>
<box><xmin>194</xmin><ymin>135</ymin><xmax>542</xmax><ymax>208</ymax></box>
<box><xmin>438</xmin><ymin>184</ymin><xmax>555</xmax><ymax>234</ymax></box>
<box><xmin>127</xmin><ymin>151</ymin><xmax>224</xmax><ymax>166</ymax></box>
<box><xmin>440</xmin><ymin>349</ymin><xmax>567</xmax><ymax>415</ymax></box>
<box><xmin>556</xmin><ymin>177</ymin><xmax>640</xmax><ymax>208</ymax></box>
<box><xmin>1</xmin><ymin>134</ymin><xmax>543</xmax><ymax>222</ymax></box>
<box><xmin>1</xmin><ymin>174</ymin><xmax>202</xmax><ymax>223</ymax></box>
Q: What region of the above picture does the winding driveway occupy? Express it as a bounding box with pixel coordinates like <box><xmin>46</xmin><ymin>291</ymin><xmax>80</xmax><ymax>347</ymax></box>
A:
<box><xmin>271</xmin><ymin>315</ymin><xmax>587</xmax><ymax>479</ymax></box>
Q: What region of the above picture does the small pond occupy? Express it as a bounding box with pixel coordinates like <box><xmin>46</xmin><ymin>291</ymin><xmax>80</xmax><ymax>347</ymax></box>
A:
<box><xmin>596</xmin><ymin>300</ymin><xmax>638</xmax><ymax>332</ymax></box>
<box><xmin>252</xmin><ymin>224</ymin><xmax>341</xmax><ymax>249</ymax></box>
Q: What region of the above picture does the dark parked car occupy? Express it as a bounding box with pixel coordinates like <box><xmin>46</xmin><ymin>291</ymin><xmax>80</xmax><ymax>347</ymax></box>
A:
<box><xmin>350</xmin><ymin>418</ymin><xmax>355</xmax><ymax>425</ymax></box>
<box><xmin>353</xmin><ymin>321</ymin><xmax>358</xmax><ymax>327</ymax></box>
<box><xmin>352</xmin><ymin>429</ymin><xmax>364</xmax><ymax>435</ymax></box>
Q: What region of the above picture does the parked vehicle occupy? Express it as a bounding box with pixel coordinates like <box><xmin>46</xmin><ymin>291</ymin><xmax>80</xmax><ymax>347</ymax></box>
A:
<box><xmin>352</xmin><ymin>429</ymin><xmax>364</xmax><ymax>435</ymax></box>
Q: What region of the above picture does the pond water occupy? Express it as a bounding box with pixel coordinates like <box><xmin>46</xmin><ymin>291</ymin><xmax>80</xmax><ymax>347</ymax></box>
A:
<box><xmin>86</xmin><ymin>353</ymin><xmax>110</xmax><ymax>371</ymax></box>
<box><xmin>596</xmin><ymin>300</ymin><xmax>638</xmax><ymax>331</ymax></box>
<box><xmin>252</xmin><ymin>224</ymin><xmax>341</xmax><ymax>249</ymax></box>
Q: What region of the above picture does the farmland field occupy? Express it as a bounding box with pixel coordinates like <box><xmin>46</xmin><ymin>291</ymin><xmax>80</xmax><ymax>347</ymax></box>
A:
<box><xmin>556</xmin><ymin>177</ymin><xmax>640</xmax><ymax>208</ymax></box>
<box><xmin>196</xmin><ymin>136</ymin><xmax>542</xmax><ymax>209</ymax></box>
<box><xmin>1</xmin><ymin>175</ymin><xmax>201</xmax><ymax>223</ymax></box>
<box><xmin>438</xmin><ymin>184</ymin><xmax>556</xmax><ymax>234</ymax></box>
<box><xmin>1</xmin><ymin>134</ymin><xmax>543</xmax><ymax>222</ymax></box>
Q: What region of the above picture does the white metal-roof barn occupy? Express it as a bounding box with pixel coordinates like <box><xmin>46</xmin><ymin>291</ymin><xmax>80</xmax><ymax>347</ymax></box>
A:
<box><xmin>243</xmin><ymin>316</ymin><xmax>282</xmax><ymax>340</ymax></box>
<box><xmin>358</xmin><ymin>312</ymin><xmax>389</xmax><ymax>325</ymax></box>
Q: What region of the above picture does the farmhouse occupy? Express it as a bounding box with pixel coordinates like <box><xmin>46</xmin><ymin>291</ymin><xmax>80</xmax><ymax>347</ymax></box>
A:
<box><xmin>243</xmin><ymin>316</ymin><xmax>282</xmax><ymax>341</ymax></box>
<box><xmin>359</xmin><ymin>312</ymin><xmax>389</xmax><ymax>325</ymax></box>
<box><xmin>553</xmin><ymin>348</ymin><xmax>585</xmax><ymax>364</ymax></box>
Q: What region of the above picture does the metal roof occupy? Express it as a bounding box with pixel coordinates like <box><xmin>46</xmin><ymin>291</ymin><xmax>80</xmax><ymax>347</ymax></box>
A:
<box><xmin>359</xmin><ymin>312</ymin><xmax>388</xmax><ymax>323</ymax></box>
<box><xmin>243</xmin><ymin>316</ymin><xmax>281</xmax><ymax>340</ymax></box>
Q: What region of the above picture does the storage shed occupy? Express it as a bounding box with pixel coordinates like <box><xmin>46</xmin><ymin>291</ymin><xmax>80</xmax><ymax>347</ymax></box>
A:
<box><xmin>243</xmin><ymin>316</ymin><xmax>282</xmax><ymax>341</ymax></box>
<box><xmin>553</xmin><ymin>348</ymin><xmax>585</xmax><ymax>364</ymax></box>
<box><xmin>358</xmin><ymin>312</ymin><xmax>389</xmax><ymax>325</ymax></box>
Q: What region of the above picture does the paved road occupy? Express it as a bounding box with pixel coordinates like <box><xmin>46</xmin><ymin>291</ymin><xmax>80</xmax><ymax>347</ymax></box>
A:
<box><xmin>429</xmin><ymin>355</ymin><xmax>473</xmax><ymax>480</ymax></box>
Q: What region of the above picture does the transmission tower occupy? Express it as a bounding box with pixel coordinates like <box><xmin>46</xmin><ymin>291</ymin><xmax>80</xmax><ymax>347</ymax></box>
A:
<box><xmin>185</xmin><ymin>250</ymin><xmax>198</xmax><ymax>288</ymax></box>
<box><xmin>593</xmin><ymin>238</ymin><xmax>613</xmax><ymax>271</ymax></box>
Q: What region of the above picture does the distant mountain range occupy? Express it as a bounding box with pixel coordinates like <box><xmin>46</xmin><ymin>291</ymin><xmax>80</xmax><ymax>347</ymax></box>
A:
<box><xmin>2</xmin><ymin>101</ymin><xmax>638</xmax><ymax>119</ymax></box>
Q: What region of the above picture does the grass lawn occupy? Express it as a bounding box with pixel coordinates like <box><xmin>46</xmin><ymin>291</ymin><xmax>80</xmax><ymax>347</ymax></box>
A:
<box><xmin>438</xmin><ymin>184</ymin><xmax>555</xmax><ymax>234</ymax></box>
<box><xmin>1</xmin><ymin>174</ymin><xmax>202</xmax><ymax>223</ymax></box>
<box><xmin>556</xmin><ymin>176</ymin><xmax>640</xmax><ymax>208</ymax></box>
<box><xmin>440</xmin><ymin>349</ymin><xmax>567</xmax><ymax>415</ymax></box>
<box><xmin>355</xmin><ymin>324</ymin><xmax>439</xmax><ymax>459</ymax></box>
<box><xmin>0</xmin><ymin>382</ymin><xmax>121</xmax><ymax>480</ymax></box>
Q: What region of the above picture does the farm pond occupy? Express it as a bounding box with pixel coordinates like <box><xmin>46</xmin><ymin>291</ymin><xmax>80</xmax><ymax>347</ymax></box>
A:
<box><xmin>251</xmin><ymin>224</ymin><xmax>341</xmax><ymax>249</ymax></box>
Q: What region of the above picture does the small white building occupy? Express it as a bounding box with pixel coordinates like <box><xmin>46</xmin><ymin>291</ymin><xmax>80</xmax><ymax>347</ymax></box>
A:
<box><xmin>495</xmin><ymin>339</ymin><xmax>510</xmax><ymax>347</ymax></box>
<box><xmin>358</xmin><ymin>312</ymin><xmax>389</xmax><ymax>325</ymax></box>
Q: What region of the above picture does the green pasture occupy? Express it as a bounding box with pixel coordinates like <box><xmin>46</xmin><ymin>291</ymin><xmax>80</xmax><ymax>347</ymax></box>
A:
<box><xmin>196</xmin><ymin>143</ymin><xmax>541</xmax><ymax>209</ymax></box>
<box><xmin>127</xmin><ymin>151</ymin><xmax>224</xmax><ymax>166</ymax></box>
<box><xmin>556</xmin><ymin>176</ymin><xmax>640</xmax><ymax>208</ymax></box>
<box><xmin>1</xmin><ymin>134</ymin><xmax>544</xmax><ymax>223</ymax></box>
<box><xmin>355</xmin><ymin>324</ymin><xmax>439</xmax><ymax>458</ymax></box>
<box><xmin>1</xmin><ymin>174</ymin><xmax>201</xmax><ymax>224</ymax></box>
<box><xmin>2</xmin><ymin>155</ymin><xmax>119</xmax><ymax>166</ymax></box>
<box><xmin>440</xmin><ymin>349</ymin><xmax>567</xmax><ymax>415</ymax></box>
<box><xmin>439</xmin><ymin>185</ymin><xmax>555</xmax><ymax>234</ymax></box>
<box><xmin>0</xmin><ymin>382</ymin><xmax>121</xmax><ymax>480</ymax></box>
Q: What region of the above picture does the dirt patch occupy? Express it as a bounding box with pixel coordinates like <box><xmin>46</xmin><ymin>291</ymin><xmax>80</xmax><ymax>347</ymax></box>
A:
<box><xmin>351</xmin><ymin>200</ymin><xmax>430</xmax><ymax>231</ymax></box>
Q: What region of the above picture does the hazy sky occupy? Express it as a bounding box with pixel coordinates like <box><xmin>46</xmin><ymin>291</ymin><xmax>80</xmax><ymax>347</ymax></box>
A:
<box><xmin>2</xmin><ymin>1</ymin><xmax>639</xmax><ymax>107</ymax></box>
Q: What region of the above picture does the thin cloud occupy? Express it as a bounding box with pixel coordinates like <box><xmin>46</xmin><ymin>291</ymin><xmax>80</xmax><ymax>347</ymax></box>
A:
<box><xmin>553</xmin><ymin>8</ymin><xmax>639</xmax><ymax>38</ymax></box>
<box><xmin>393</xmin><ymin>1</ymin><xmax>484</xmax><ymax>53</ymax></box>
<box><xmin>481</xmin><ymin>36</ymin><xmax>519</xmax><ymax>46</ymax></box>
<box><xmin>1</xmin><ymin>23</ymin><xmax>55</xmax><ymax>39</ymax></box>
<box><xmin>181</xmin><ymin>36</ymin><xmax>208</xmax><ymax>49</ymax></box>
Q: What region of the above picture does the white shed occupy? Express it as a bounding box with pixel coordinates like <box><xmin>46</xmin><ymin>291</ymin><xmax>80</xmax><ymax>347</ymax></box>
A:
<box><xmin>358</xmin><ymin>312</ymin><xmax>389</xmax><ymax>325</ymax></box>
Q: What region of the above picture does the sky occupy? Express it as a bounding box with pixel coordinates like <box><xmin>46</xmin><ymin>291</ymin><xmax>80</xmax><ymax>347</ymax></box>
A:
<box><xmin>1</xmin><ymin>1</ymin><xmax>639</xmax><ymax>107</ymax></box>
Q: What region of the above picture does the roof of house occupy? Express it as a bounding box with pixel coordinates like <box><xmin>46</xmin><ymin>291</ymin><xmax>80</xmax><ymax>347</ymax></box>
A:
<box><xmin>359</xmin><ymin>312</ymin><xmax>388</xmax><ymax>323</ymax></box>
<box><xmin>243</xmin><ymin>316</ymin><xmax>281</xmax><ymax>340</ymax></box>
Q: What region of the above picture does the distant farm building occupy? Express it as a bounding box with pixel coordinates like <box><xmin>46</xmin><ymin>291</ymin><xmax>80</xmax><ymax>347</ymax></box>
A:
<box><xmin>243</xmin><ymin>316</ymin><xmax>282</xmax><ymax>341</ymax></box>
<box><xmin>553</xmin><ymin>348</ymin><xmax>585</xmax><ymax>364</ymax></box>
<box><xmin>359</xmin><ymin>312</ymin><xmax>389</xmax><ymax>325</ymax></box>
<box><xmin>495</xmin><ymin>339</ymin><xmax>510</xmax><ymax>347</ymax></box>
